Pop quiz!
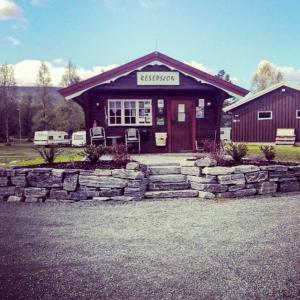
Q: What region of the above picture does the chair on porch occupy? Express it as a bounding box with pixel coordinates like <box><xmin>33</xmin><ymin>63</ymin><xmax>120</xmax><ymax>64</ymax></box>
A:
<box><xmin>90</xmin><ymin>127</ymin><xmax>106</xmax><ymax>146</ymax></box>
<box><xmin>125</xmin><ymin>128</ymin><xmax>141</xmax><ymax>153</ymax></box>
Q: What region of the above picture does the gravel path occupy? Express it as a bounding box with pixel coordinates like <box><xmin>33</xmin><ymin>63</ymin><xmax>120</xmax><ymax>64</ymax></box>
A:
<box><xmin>0</xmin><ymin>195</ymin><xmax>299</xmax><ymax>300</ymax></box>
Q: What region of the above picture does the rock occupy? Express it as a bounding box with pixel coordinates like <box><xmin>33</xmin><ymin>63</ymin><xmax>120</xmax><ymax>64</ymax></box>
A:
<box><xmin>127</xmin><ymin>178</ymin><xmax>148</xmax><ymax>188</ymax></box>
<box><xmin>245</xmin><ymin>171</ymin><xmax>268</xmax><ymax>183</ymax></box>
<box><xmin>111</xmin><ymin>196</ymin><xmax>136</xmax><ymax>201</ymax></box>
<box><xmin>27</xmin><ymin>171</ymin><xmax>63</xmax><ymax>188</ymax></box>
<box><xmin>126</xmin><ymin>162</ymin><xmax>140</xmax><ymax>170</ymax></box>
<box><xmin>24</xmin><ymin>187</ymin><xmax>48</xmax><ymax>198</ymax></box>
<box><xmin>112</xmin><ymin>169</ymin><xmax>144</xmax><ymax>180</ymax></box>
<box><xmin>149</xmin><ymin>182</ymin><xmax>190</xmax><ymax>191</ymax></box>
<box><xmin>145</xmin><ymin>190</ymin><xmax>199</xmax><ymax>198</ymax></box>
<box><xmin>234</xmin><ymin>165</ymin><xmax>260</xmax><ymax>173</ymax></box>
<box><xmin>288</xmin><ymin>165</ymin><xmax>300</xmax><ymax>172</ymax></box>
<box><xmin>216</xmin><ymin>188</ymin><xmax>256</xmax><ymax>198</ymax></box>
<box><xmin>218</xmin><ymin>173</ymin><xmax>245</xmax><ymax>185</ymax></box>
<box><xmin>187</xmin><ymin>175</ymin><xmax>217</xmax><ymax>184</ymax></box>
<box><xmin>15</xmin><ymin>187</ymin><xmax>24</xmax><ymax>197</ymax></box>
<box><xmin>198</xmin><ymin>191</ymin><xmax>215</xmax><ymax>199</ymax></box>
<box><xmin>69</xmin><ymin>191</ymin><xmax>88</xmax><ymax>200</ymax></box>
<box><xmin>98</xmin><ymin>189</ymin><xmax>122</xmax><ymax>197</ymax></box>
<box><xmin>0</xmin><ymin>196</ymin><xmax>5</xmax><ymax>201</ymax></box>
<box><xmin>92</xmin><ymin>196</ymin><xmax>111</xmax><ymax>201</ymax></box>
<box><xmin>11</xmin><ymin>175</ymin><xmax>27</xmax><ymax>187</ymax></box>
<box><xmin>63</xmin><ymin>173</ymin><xmax>78</xmax><ymax>191</ymax></box>
<box><xmin>181</xmin><ymin>167</ymin><xmax>201</xmax><ymax>176</ymax></box>
<box><xmin>0</xmin><ymin>186</ymin><xmax>15</xmax><ymax>196</ymax></box>
<box><xmin>279</xmin><ymin>181</ymin><xmax>300</xmax><ymax>192</ymax></box>
<box><xmin>255</xmin><ymin>182</ymin><xmax>278</xmax><ymax>195</ymax></box>
<box><xmin>148</xmin><ymin>174</ymin><xmax>186</xmax><ymax>183</ymax></box>
<box><xmin>94</xmin><ymin>169</ymin><xmax>112</xmax><ymax>176</ymax></box>
<box><xmin>202</xmin><ymin>167</ymin><xmax>234</xmax><ymax>176</ymax></box>
<box><xmin>50</xmin><ymin>189</ymin><xmax>69</xmax><ymax>200</ymax></box>
<box><xmin>180</xmin><ymin>159</ymin><xmax>196</xmax><ymax>167</ymax></box>
<box><xmin>51</xmin><ymin>169</ymin><xmax>65</xmax><ymax>177</ymax></box>
<box><xmin>148</xmin><ymin>166</ymin><xmax>181</xmax><ymax>175</ymax></box>
<box><xmin>269</xmin><ymin>172</ymin><xmax>297</xmax><ymax>182</ymax></box>
<box><xmin>0</xmin><ymin>177</ymin><xmax>9</xmax><ymax>187</ymax></box>
<box><xmin>79</xmin><ymin>175</ymin><xmax>128</xmax><ymax>188</ymax></box>
<box><xmin>260</xmin><ymin>165</ymin><xmax>288</xmax><ymax>172</ymax></box>
<box><xmin>25</xmin><ymin>197</ymin><xmax>40</xmax><ymax>203</ymax></box>
<box><xmin>190</xmin><ymin>182</ymin><xmax>228</xmax><ymax>193</ymax></box>
<box><xmin>195</xmin><ymin>157</ymin><xmax>217</xmax><ymax>167</ymax></box>
<box><xmin>228</xmin><ymin>184</ymin><xmax>246</xmax><ymax>192</ymax></box>
<box><xmin>7</xmin><ymin>196</ymin><xmax>23</xmax><ymax>202</ymax></box>
<box><xmin>0</xmin><ymin>168</ymin><xmax>7</xmax><ymax>176</ymax></box>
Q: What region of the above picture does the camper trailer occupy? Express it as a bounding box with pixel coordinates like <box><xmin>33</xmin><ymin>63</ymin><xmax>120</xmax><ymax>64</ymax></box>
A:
<box><xmin>34</xmin><ymin>130</ymin><xmax>70</xmax><ymax>146</ymax></box>
<box><xmin>71</xmin><ymin>131</ymin><xmax>86</xmax><ymax>147</ymax></box>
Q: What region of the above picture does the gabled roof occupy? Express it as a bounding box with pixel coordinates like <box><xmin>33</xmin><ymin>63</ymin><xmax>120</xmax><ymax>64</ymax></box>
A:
<box><xmin>224</xmin><ymin>82</ymin><xmax>300</xmax><ymax>112</ymax></box>
<box><xmin>59</xmin><ymin>51</ymin><xmax>249</xmax><ymax>100</ymax></box>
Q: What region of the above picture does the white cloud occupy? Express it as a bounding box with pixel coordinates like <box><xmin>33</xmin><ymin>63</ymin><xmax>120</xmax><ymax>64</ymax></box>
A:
<box><xmin>185</xmin><ymin>60</ymin><xmax>214</xmax><ymax>75</ymax></box>
<box><xmin>7</xmin><ymin>35</ymin><xmax>22</xmax><ymax>46</ymax></box>
<box><xmin>30</xmin><ymin>0</ymin><xmax>46</xmax><ymax>6</ymax></box>
<box><xmin>10</xmin><ymin>59</ymin><xmax>119</xmax><ymax>86</ymax></box>
<box><xmin>0</xmin><ymin>0</ymin><xmax>23</xmax><ymax>20</ymax></box>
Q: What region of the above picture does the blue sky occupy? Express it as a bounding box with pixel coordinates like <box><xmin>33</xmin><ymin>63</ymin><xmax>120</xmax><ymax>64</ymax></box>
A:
<box><xmin>1</xmin><ymin>0</ymin><xmax>300</xmax><ymax>87</ymax></box>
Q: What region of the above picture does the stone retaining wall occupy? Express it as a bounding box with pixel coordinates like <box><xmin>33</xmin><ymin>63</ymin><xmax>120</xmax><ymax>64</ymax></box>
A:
<box><xmin>181</xmin><ymin>158</ymin><xmax>300</xmax><ymax>198</ymax></box>
<box><xmin>0</xmin><ymin>162</ymin><xmax>147</xmax><ymax>202</ymax></box>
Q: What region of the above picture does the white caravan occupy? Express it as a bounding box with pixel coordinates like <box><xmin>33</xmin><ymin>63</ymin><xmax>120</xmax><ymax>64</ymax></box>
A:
<box><xmin>71</xmin><ymin>131</ymin><xmax>86</xmax><ymax>147</ymax></box>
<box><xmin>34</xmin><ymin>130</ymin><xmax>71</xmax><ymax>146</ymax></box>
<box><xmin>220</xmin><ymin>127</ymin><xmax>232</xmax><ymax>142</ymax></box>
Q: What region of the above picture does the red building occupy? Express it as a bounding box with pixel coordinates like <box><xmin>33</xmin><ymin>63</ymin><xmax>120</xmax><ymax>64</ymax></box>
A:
<box><xmin>224</xmin><ymin>82</ymin><xmax>300</xmax><ymax>145</ymax></box>
<box><xmin>59</xmin><ymin>52</ymin><xmax>248</xmax><ymax>153</ymax></box>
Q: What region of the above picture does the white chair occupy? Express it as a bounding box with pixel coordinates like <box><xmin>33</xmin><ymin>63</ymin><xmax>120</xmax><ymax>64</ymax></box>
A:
<box><xmin>125</xmin><ymin>128</ymin><xmax>141</xmax><ymax>153</ymax></box>
<box><xmin>90</xmin><ymin>127</ymin><xmax>106</xmax><ymax>146</ymax></box>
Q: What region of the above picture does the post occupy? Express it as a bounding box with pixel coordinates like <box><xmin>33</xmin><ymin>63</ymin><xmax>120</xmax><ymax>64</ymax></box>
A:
<box><xmin>16</xmin><ymin>106</ymin><xmax>22</xmax><ymax>144</ymax></box>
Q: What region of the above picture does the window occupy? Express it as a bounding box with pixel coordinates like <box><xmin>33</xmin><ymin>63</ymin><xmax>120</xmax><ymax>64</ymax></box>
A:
<box><xmin>296</xmin><ymin>110</ymin><xmax>300</xmax><ymax>119</ymax></box>
<box><xmin>258</xmin><ymin>111</ymin><xmax>272</xmax><ymax>120</ymax></box>
<box><xmin>108</xmin><ymin>100</ymin><xmax>152</xmax><ymax>126</ymax></box>
<box><xmin>49</xmin><ymin>136</ymin><xmax>53</xmax><ymax>140</ymax></box>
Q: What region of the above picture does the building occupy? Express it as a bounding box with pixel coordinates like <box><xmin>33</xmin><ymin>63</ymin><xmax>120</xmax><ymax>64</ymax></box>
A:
<box><xmin>59</xmin><ymin>52</ymin><xmax>248</xmax><ymax>153</ymax></box>
<box><xmin>224</xmin><ymin>82</ymin><xmax>300</xmax><ymax>145</ymax></box>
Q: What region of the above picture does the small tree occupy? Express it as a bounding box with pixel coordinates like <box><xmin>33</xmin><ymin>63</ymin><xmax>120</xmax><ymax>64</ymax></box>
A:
<box><xmin>0</xmin><ymin>63</ymin><xmax>17</xmax><ymax>144</ymax></box>
<box><xmin>34</xmin><ymin>146</ymin><xmax>62</xmax><ymax>164</ymax></box>
<box><xmin>225</xmin><ymin>143</ymin><xmax>248</xmax><ymax>164</ymax></box>
<box><xmin>251</xmin><ymin>61</ymin><xmax>284</xmax><ymax>93</ymax></box>
<box><xmin>260</xmin><ymin>145</ymin><xmax>276</xmax><ymax>162</ymax></box>
<box><xmin>60</xmin><ymin>59</ymin><xmax>80</xmax><ymax>87</ymax></box>
<box><xmin>83</xmin><ymin>145</ymin><xmax>107</xmax><ymax>164</ymax></box>
<box><xmin>216</xmin><ymin>69</ymin><xmax>232</xmax><ymax>83</ymax></box>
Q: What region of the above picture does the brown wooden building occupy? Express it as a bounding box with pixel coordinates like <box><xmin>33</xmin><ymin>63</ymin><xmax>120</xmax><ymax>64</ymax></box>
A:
<box><xmin>59</xmin><ymin>52</ymin><xmax>248</xmax><ymax>153</ymax></box>
<box><xmin>224</xmin><ymin>82</ymin><xmax>300</xmax><ymax>144</ymax></box>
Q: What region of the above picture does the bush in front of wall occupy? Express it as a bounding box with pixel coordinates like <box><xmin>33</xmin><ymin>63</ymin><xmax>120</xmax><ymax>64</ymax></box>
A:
<box><xmin>34</xmin><ymin>145</ymin><xmax>62</xmax><ymax>164</ymax></box>
<box><xmin>225</xmin><ymin>142</ymin><xmax>248</xmax><ymax>164</ymax></box>
<box><xmin>109</xmin><ymin>143</ymin><xmax>130</xmax><ymax>165</ymax></box>
<box><xmin>82</xmin><ymin>145</ymin><xmax>108</xmax><ymax>164</ymax></box>
<box><xmin>260</xmin><ymin>145</ymin><xmax>276</xmax><ymax>161</ymax></box>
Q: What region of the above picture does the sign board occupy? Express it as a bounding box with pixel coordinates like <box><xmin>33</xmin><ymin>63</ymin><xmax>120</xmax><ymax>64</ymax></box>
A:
<box><xmin>137</xmin><ymin>72</ymin><xmax>180</xmax><ymax>86</ymax></box>
<box><xmin>196</xmin><ymin>106</ymin><xmax>204</xmax><ymax>119</ymax></box>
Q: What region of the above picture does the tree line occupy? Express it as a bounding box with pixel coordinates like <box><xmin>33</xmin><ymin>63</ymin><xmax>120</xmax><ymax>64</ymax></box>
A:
<box><xmin>0</xmin><ymin>60</ymin><xmax>84</xmax><ymax>144</ymax></box>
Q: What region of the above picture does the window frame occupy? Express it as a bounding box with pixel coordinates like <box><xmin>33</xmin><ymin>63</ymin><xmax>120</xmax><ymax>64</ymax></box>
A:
<box><xmin>258</xmin><ymin>111</ymin><xmax>272</xmax><ymax>120</ymax></box>
<box><xmin>108</xmin><ymin>99</ymin><xmax>153</xmax><ymax>126</ymax></box>
<box><xmin>296</xmin><ymin>110</ymin><xmax>300</xmax><ymax>119</ymax></box>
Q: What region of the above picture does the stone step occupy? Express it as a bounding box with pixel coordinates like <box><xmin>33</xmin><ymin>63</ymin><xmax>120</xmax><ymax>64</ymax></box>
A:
<box><xmin>148</xmin><ymin>165</ymin><xmax>181</xmax><ymax>175</ymax></box>
<box><xmin>148</xmin><ymin>174</ymin><xmax>186</xmax><ymax>183</ymax></box>
<box><xmin>146</xmin><ymin>163</ymin><xmax>180</xmax><ymax>167</ymax></box>
<box><xmin>148</xmin><ymin>182</ymin><xmax>190</xmax><ymax>191</ymax></box>
<box><xmin>145</xmin><ymin>189</ymin><xmax>199</xmax><ymax>199</ymax></box>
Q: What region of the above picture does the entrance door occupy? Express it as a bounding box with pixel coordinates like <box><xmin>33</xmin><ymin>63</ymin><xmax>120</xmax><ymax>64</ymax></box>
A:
<box><xmin>170</xmin><ymin>100</ymin><xmax>194</xmax><ymax>152</ymax></box>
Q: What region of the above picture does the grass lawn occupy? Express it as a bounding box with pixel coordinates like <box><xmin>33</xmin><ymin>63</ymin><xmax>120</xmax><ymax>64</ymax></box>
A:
<box><xmin>247</xmin><ymin>144</ymin><xmax>300</xmax><ymax>162</ymax></box>
<box><xmin>0</xmin><ymin>142</ymin><xmax>83</xmax><ymax>168</ymax></box>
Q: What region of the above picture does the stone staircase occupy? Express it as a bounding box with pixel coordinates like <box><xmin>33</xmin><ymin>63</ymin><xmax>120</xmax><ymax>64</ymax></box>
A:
<box><xmin>144</xmin><ymin>163</ymin><xmax>199</xmax><ymax>199</ymax></box>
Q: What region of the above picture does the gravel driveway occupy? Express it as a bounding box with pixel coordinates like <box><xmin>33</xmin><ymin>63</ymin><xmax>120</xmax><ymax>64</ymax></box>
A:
<box><xmin>0</xmin><ymin>195</ymin><xmax>299</xmax><ymax>300</ymax></box>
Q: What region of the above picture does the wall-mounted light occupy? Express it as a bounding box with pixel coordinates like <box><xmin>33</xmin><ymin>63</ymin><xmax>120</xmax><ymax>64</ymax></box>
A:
<box><xmin>206</xmin><ymin>101</ymin><xmax>212</xmax><ymax>107</ymax></box>
<box><xmin>282</xmin><ymin>88</ymin><xmax>286</xmax><ymax>92</ymax></box>
<box><xmin>96</xmin><ymin>102</ymin><xmax>100</xmax><ymax>108</ymax></box>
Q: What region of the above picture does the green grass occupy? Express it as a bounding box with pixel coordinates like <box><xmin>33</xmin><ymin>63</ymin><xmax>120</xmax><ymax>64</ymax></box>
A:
<box><xmin>247</xmin><ymin>144</ymin><xmax>300</xmax><ymax>162</ymax></box>
<box><xmin>0</xmin><ymin>143</ymin><xmax>84</xmax><ymax>168</ymax></box>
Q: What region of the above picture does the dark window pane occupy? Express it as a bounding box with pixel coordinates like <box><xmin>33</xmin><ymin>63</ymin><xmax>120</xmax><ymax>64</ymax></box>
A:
<box><xmin>259</xmin><ymin>112</ymin><xmax>271</xmax><ymax>119</ymax></box>
<box><xmin>116</xmin><ymin>117</ymin><xmax>122</xmax><ymax>124</ymax></box>
<box><xmin>110</xmin><ymin>117</ymin><xmax>115</xmax><ymax>124</ymax></box>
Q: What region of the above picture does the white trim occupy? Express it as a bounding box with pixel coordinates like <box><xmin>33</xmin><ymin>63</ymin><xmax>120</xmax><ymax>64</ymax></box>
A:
<box><xmin>296</xmin><ymin>109</ymin><xmax>300</xmax><ymax>119</ymax></box>
<box><xmin>65</xmin><ymin>61</ymin><xmax>244</xmax><ymax>100</ymax></box>
<box><xmin>107</xmin><ymin>99</ymin><xmax>153</xmax><ymax>127</ymax></box>
<box><xmin>258</xmin><ymin>111</ymin><xmax>272</xmax><ymax>120</ymax></box>
<box><xmin>224</xmin><ymin>82</ymin><xmax>300</xmax><ymax>112</ymax></box>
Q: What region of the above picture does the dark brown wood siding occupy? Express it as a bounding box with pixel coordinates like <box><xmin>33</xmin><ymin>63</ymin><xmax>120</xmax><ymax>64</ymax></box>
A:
<box><xmin>231</xmin><ymin>87</ymin><xmax>300</xmax><ymax>143</ymax></box>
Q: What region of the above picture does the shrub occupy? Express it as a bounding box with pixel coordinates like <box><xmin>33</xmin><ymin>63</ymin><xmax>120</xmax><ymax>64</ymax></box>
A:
<box><xmin>34</xmin><ymin>145</ymin><xmax>62</xmax><ymax>163</ymax></box>
<box><xmin>225</xmin><ymin>143</ymin><xmax>248</xmax><ymax>164</ymax></box>
<box><xmin>260</xmin><ymin>145</ymin><xmax>276</xmax><ymax>161</ymax></box>
<box><xmin>202</xmin><ymin>139</ymin><xmax>217</xmax><ymax>153</ymax></box>
<box><xmin>83</xmin><ymin>145</ymin><xmax>107</xmax><ymax>164</ymax></box>
<box><xmin>110</xmin><ymin>143</ymin><xmax>130</xmax><ymax>165</ymax></box>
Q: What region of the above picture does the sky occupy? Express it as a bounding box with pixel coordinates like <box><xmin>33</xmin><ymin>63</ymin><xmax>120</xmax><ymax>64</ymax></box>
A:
<box><xmin>1</xmin><ymin>0</ymin><xmax>300</xmax><ymax>88</ymax></box>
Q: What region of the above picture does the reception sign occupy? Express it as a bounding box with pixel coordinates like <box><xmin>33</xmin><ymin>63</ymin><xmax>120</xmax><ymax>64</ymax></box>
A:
<box><xmin>137</xmin><ymin>72</ymin><xmax>180</xmax><ymax>86</ymax></box>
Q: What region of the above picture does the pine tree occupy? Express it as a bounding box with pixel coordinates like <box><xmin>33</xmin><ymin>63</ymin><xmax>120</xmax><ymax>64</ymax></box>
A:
<box><xmin>60</xmin><ymin>59</ymin><xmax>80</xmax><ymax>87</ymax></box>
